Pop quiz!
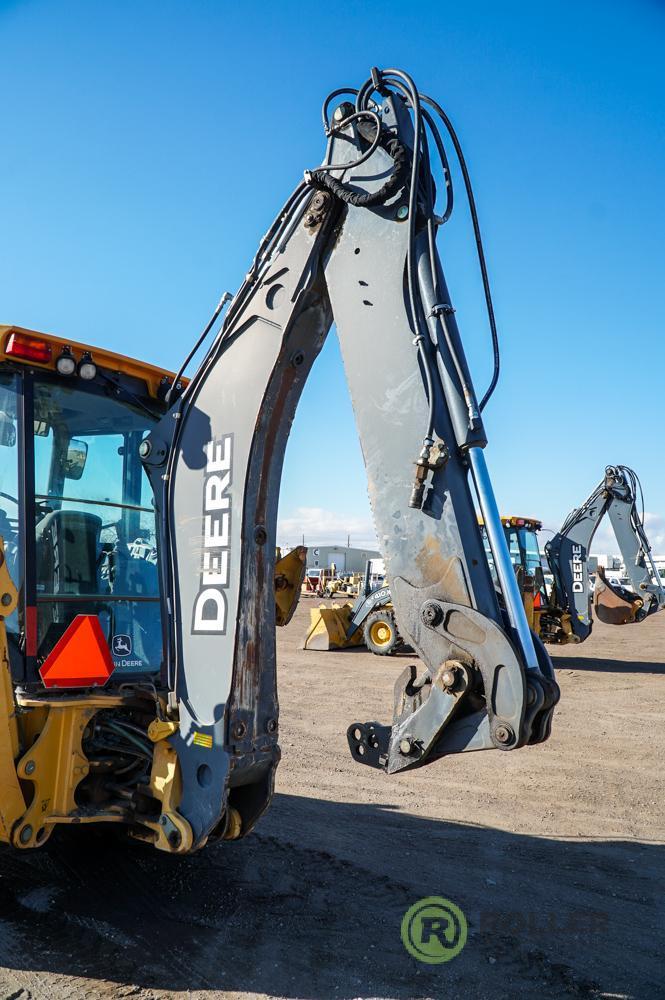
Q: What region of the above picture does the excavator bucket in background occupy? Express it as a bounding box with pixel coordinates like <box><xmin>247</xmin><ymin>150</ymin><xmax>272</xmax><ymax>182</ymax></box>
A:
<box><xmin>593</xmin><ymin>566</ymin><xmax>645</xmax><ymax>625</ymax></box>
<box><xmin>275</xmin><ymin>546</ymin><xmax>308</xmax><ymax>627</ymax></box>
<box><xmin>302</xmin><ymin>604</ymin><xmax>364</xmax><ymax>651</ymax></box>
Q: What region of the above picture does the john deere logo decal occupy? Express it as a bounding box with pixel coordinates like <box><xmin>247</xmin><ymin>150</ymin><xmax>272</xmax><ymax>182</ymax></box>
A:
<box><xmin>192</xmin><ymin>435</ymin><xmax>233</xmax><ymax>635</ymax></box>
<box><xmin>112</xmin><ymin>634</ymin><xmax>132</xmax><ymax>658</ymax></box>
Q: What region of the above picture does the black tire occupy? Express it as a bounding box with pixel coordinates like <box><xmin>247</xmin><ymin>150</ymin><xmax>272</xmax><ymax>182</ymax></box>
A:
<box><xmin>363</xmin><ymin>609</ymin><xmax>399</xmax><ymax>656</ymax></box>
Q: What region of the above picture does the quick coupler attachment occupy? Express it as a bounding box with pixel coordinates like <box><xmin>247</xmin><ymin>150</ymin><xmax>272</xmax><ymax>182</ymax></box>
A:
<box><xmin>347</xmin><ymin>660</ymin><xmax>471</xmax><ymax>773</ymax></box>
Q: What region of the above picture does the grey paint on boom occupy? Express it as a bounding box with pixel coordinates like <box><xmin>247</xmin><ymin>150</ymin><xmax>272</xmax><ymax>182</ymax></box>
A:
<box><xmin>143</xmin><ymin>70</ymin><xmax>558</xmax><ymax>847</ymax></box>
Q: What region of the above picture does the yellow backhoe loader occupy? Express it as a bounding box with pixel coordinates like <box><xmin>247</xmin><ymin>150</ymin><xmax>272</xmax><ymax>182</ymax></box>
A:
<box><xmin>479</xmin><ymin>516</ymin><xmax>576</xmax><ymax>644</ymax></box>
<box><xmin>0</xmin><ymin>66</ymin><xmax>559</xmax><ymax>853</ymax></box>
<box><xmin>485</xmin><ymin>482</ymin><xmax>665</xmax><ymax>645</ymax></box>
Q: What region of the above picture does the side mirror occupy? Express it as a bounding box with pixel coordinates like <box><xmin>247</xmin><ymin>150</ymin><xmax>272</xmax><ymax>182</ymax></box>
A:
<box><xmin>34</xmin><ymin>419</ymin><xmax>51</xmax><ymax>437</ymax></box>
<box><xmin>64</xmin><ymin>438</ymin><xmax>88</xmax><ymax>480</ymax></box>
<box><xmin>0</xmin><ymin>411</ymin><xmax>16</xmax><ymax>448</ymax></box>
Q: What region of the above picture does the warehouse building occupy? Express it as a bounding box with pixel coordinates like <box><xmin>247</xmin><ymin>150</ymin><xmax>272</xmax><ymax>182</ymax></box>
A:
<box><xmin>303</xmin><ymin>544</ymin><xmax>380</xmax><ymax>574</ymax></box>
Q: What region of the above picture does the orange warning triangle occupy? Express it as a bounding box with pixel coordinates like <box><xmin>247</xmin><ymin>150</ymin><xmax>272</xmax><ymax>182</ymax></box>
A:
<box><xmin>39</xmin><ymin>615</ymin><xmax>116</xmax><ymax>689</ymax></box>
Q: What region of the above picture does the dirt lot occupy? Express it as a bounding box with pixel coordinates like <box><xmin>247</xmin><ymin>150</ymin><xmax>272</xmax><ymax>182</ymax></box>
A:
<box><xmin>0</xmin><ymin>602</ymin><xmax>663</xmax><ymax>1000</ymax></box>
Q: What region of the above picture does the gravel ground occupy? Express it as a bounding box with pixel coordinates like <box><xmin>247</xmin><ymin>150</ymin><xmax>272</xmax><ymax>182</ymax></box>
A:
<box><xmin>0</xmin><ymin>601</ymin><xmax>663</xmax><ymax>1000</ymax></box>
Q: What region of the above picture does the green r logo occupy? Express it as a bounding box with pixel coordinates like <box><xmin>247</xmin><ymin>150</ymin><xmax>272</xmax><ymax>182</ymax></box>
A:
<box><xmin>401</xmin><ymin>896</ymin><xmax>468</xmax><ymax>964</ymax></box>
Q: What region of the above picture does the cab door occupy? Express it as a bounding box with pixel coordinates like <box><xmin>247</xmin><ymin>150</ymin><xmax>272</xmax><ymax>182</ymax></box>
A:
<box><xmin>28</xmin><ymin>375</ymin><xmax>164</xmax><ymax>683</ymax></box>
<box><xmin>0</xmin><ymin>372</ymin><xmax>23</xmax><ymax>677</ymax></box>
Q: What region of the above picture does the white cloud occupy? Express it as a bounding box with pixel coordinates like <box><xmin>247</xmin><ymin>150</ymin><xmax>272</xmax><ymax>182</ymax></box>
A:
<box><xmin>279</xmin><ymin>508</ymin><xmax>665</xmax><ymax>561</ymax></box>
<box><xmin>584</xmin><ymin>522</ymin><xmax>616</xmax><ymax>557</ymax></box>
<box><xmin>643</xmin><ymin>512</ymin><xmax>665</xmax><ymax>555</ymax></box>
<box><xmin>278</xmin><ymin>506</ymin><xmax>378</xmax><ymax>549</ymax></box>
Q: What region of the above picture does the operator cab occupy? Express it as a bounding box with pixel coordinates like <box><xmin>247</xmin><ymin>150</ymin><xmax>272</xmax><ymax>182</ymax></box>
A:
<box><xmin>0</xmin><ymin>325</ymin><xmax>178</xmax><ymax>689</ymax></box>
<box><xmin>480</xmin><ymin>515</ymin><xmax>548</xmax><ymax>603</ymax></box>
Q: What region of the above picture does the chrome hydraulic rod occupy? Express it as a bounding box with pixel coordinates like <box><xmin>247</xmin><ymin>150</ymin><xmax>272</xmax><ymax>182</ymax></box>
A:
<box><xmin>468</xmin><ymin>446</ymin><xmax>540</xmax><ymax>670</ymax></box>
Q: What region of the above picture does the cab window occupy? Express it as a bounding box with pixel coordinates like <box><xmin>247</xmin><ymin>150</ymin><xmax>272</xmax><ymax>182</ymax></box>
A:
<box><xmin>0</xmin><ymin>373</ymin><xmax>21</xmax><ymax>634</ymax></box>
<box><xmin>519</xmin><ymin>528</ymin><xmax>542</xmax><ymax>578</ymax></box>
<box><xmin>32</xmin><ymin>379</ymin><xmax>162</xmax><ymax>676</ymax></box>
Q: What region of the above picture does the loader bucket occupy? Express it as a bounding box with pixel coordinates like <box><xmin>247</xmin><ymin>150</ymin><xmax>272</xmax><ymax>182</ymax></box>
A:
<box><xmin>593</xmin><ymin>566</ymin><xmax>643</xmax><ymax>625</ymax></box>
<box><xmin>302</xmin><ymin>603</ymin><xmax>365</xmax><ymax>651</ymax></box>
<box><xmin>274</xmin><ymin>545</ymin><xmax>307</xmax><ymax>626</ymax></box>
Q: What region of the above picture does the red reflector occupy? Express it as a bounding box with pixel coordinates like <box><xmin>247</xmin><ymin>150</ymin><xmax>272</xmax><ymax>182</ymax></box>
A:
<box><xmin>5</xmin><ymin>332</ymin><xmax>52</xmax><ymax>364</ymax></box>
<box><xmin>39</xmin><ymin>615</ymin><xmax>115</xmax><ymax>689</ymax></box>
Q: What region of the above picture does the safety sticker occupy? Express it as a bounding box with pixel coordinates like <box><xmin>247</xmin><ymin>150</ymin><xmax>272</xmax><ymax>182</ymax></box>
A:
<box><xmin>193</xmin><ymin>731</ymin><xmax>213</xmax><ymax>749</ymax></box>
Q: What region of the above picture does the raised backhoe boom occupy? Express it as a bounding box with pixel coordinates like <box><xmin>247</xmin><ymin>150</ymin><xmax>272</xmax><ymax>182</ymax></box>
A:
<box><xmin>545</xmin><ymin>465</ymin><xmax>665</xmax><ymax>641</ymax></box>
<box><xmin>141</xmin><ymin>67</ymin><xmax>558</xmax><ymax>850</ymax></box>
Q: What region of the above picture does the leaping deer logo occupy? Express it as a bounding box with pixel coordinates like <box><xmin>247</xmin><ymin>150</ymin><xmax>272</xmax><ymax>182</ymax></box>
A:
<box><xmin>112</xmin><ymin>634</ymin><xmax>132</xmax><ymax>657</ymax></box>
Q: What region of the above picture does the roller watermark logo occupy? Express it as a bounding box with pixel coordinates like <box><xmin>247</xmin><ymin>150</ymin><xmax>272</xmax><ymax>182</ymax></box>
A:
<box><xmin>401</xmin><ymin>896</ymin><xmax>467</xmax><ymax>964</ymax></box>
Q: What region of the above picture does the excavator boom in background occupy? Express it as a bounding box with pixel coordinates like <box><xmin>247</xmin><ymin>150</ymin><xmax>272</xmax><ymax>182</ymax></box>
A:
<box><xmin>476</xmin><ymin>471</ymin><xmax>665</xmax><ymax>646</ymax></box>
<box><xmin>0</xmin><ymin>66</ymin><xmax>558</xmax><ymax>854</ymax></box>
<box><xmin>312</xmin><ymin>472</ymin><xmax>665</xmax><ymax>654</ymax></box>
<box><xmin>545</xmin><ymin>465</ymin><xmax>665</xmax><ymax>642</ymax></box>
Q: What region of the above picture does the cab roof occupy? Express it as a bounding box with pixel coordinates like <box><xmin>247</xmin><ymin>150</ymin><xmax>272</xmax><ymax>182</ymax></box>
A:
<box><xmin>0</xmin><ymin>324</ymin><xmax>184</xmax><ymax>399</ymax></box>
<box><xmin>479</xmin><ymin>515</ymin><xmax>543</xmax><ymax>531</ymax></box>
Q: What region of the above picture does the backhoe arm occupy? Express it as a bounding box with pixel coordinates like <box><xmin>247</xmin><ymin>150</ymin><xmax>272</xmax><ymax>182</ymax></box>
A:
<box><xmin>142</xmin><ymin>68</ymin><xmax>558</xmax><ymax>849</ymax></box>
<box><xmin>545</xmin><ymin>465</ymin><xmax>665</xmax><ymax>641</ymax></box>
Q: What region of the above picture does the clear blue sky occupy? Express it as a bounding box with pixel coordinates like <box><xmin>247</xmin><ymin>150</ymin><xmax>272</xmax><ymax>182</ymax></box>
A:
<box><xmin>2</xmin><ymin>0</ymin><xmax>664</xmax><ymax>552</ymax></box>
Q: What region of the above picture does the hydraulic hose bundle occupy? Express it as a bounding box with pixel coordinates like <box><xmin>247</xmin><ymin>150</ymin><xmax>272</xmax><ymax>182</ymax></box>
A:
<box><xmin>174</xmin><ymin>66</ymin><xmax>502</xmax><ymax>478</ymax></box>
<box><xmin>306</xmin><ymin>68</ymin><xmax>503</xmax><ymax>508</ymax></box>
<box><xmin>313</xmin><ymin>67</ymin><xmax>501</xmax><ymax>416</ymax></box>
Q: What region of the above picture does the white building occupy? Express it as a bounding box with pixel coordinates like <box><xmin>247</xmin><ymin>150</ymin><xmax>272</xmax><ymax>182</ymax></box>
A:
<box><xmin>589</xmin><ymin>554</ymin><xmax>622</xmax><ymax>573</ymax></box>
<box><xmin>303</xmin><ymin>544</ymin><xmax>380</xmax><ymax>574</ymax></box>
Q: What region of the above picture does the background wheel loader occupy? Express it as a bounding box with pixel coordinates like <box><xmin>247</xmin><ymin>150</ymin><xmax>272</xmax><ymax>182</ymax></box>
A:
<box><xmin>302</xmin><ymin>562</ymin><xmax>408</xmax><ymax>655</ymax></box>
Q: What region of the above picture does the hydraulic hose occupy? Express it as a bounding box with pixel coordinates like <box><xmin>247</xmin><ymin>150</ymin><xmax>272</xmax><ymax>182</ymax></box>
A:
<box><xmin>420</xmin><ymin>93</ymin><xmax>500</xmax><ymax>412</ymax></box>
<box><xmin>307</xmin><ymin>124</ymin><xmax>408</xmax><ymax>207</ymax></box>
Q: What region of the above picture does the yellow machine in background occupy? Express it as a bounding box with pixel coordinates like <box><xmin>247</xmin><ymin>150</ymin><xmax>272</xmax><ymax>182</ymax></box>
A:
<box><xmin>274</xmin><ymin>546</ymin><xmax>308</xmax><ymax>625</ymax></box>
<box><xmin>480</xmin><ymin>516</ymin><xmax>575</xmax><ymax>644</ymax></box>
<box><xmin>304</xmin><ymin>517</ymin><xmax>577</xmax><ymax>656</ymax></box>
<box><xmin>303</xmin><ymin>562</ymin><xmax>402</xmax><ymax>655</ymax></box>
<box><xmin>303</xmin><ymin>596</ymin><xmax>401</xmax><ymax>654</ymax></box>
<box><xmin>303</xmin><ymin>603</ymin><xmax>366</xmax><ymax>651</ymax></box>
